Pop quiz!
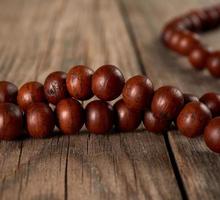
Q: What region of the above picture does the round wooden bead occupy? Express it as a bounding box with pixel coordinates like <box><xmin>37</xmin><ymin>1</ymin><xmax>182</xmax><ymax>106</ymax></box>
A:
<box><xmin>26</xmin><ymin>103</ymin><xmax>55</xmax><ymax>138</ymax></box>
<box><xmin>114</xmin><ymin>99</ymin><xmax>142</xmax><ymax>132</ymax></box>
<box><xmin>177</xmin><ymin>32</ymin><xmax>200</xmax><ymax>56</ymax></box>
<box><xmin>207</xmin><ymin>51</ymin><xmax>220</xmax><ymax>78</ymax></box>
<box><xmin>177</xmin><ymin>102</ymin><xmax>212</xmax><ymax>138</ymax></box>
<box><xmin>44</xmin><ymin>71</ymin><xmax>69</xmax><ymax>105</ymax></box>
<box><xmin>85</xmin><ymin>100</ymin><xmax>114</xmax><ymax>134</ymax></box>
<box><xmin>168</xmin><ymin>30</ymin><xmax>183</xmax><ymax>51</ymax></box>
<box><xmin>200</xmin><ymin>92</ymin><xmax>220</xmax><ymax>117</ymax></box>
<box><xmin>66</xmin><ymin>65</ymin><xmax>94</xmax><ymax>100</ymax></box>
<box><xmin>151</xmin><ymin>86</ymin><xmax>184</xmax><ymax>120</ymax></box>
<box><xmin>204</xmin><ymin>117</ymin><xmax>220</xmax><ymax>153</ymax></box>
<box><xmin>143</xmin><ymin>111</ymin><xmax>170</xmax><ymax>133</ymax></box>
<box><xmin>0</xmin><ymin>103</ymin><xmax>23</xmax><ymax>140</ymax></box>
<box><xmin>17</xmin><ymin>81</ymin><xmax>46</xmax><ymax>111</ymax></box>
<box><xmin>0</xmin><ymin>81</ymin><xmax>18</xmax><ymax>103</ymax></box>
<box><xmin>183</xmin><ymin>93</ymin><xmax>199</xmax><ymax>104</ymax></box>
<box><xmin>188</xmin><ymin>47</ymin><xmax>210</xmax><ymax>70</ymax></box>
<box><xmin>186</xmin><ymin>11</ymin><xmax>204</xmax><ymax>31</ymax></box>
<box><xmin>92</xmin><ymin>65</ymin><xmax>125</xmax><ymax>101</ymax></box>
<box><xmin>122</xmin><ymin>75</ymin><xmax>154</xmax><ymax>110</ymax></box>
<box><xmin>161</xmin><ymin>27</ymin><xmax>175</xmax><ymax>47</ymax></box>
<box><xmin>56</xmin><ymin>98</ymin><xmax>84</xmax><ymax>135</ymax></box>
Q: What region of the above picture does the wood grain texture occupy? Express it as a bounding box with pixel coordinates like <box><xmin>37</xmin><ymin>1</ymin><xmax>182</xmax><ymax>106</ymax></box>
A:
<box><xmin>0</xmin><ymin>0</ymin><xmax>183</xmax><ymax>200</ymax></box>
<box><xmin>120</xmin><ymin>0</ymin><xmax>220</xmax><ymax>199</ymax></box>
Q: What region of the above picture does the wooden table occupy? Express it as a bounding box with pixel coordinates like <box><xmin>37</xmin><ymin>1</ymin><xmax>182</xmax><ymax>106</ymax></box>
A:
<box><xmin>0</xmin><ymin>0</ymin><xmax>220</xmax><ymax>199</ymax></box>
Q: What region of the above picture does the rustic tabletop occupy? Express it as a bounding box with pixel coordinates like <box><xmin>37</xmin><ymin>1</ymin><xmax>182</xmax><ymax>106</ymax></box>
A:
<box><xmin>0</xmin><ymin>0</ymin><xmax>220</xmax><ymax>199</ymax></box>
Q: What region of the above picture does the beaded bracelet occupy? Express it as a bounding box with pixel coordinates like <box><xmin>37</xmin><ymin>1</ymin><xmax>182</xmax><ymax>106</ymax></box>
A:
<box><xmin>1</xmin><ymin>4</ymin><xmax>220</xmax><ymax>154</ymax></box>
<box><xmin>161</xmin><ymin>4</ymin><xmax>220</xmax><ymax>77</ymax></box>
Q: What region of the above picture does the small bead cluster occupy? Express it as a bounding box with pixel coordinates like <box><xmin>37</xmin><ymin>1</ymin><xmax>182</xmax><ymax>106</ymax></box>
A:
<box><xmin>0</xmin><ymin>65</ymin><xmax>220</xmax><ymax>154</ymax></box>
<box><xmin>162</xmin><ymin>4</ymin><xmax>220</xmax><ymax>77</ymax></box>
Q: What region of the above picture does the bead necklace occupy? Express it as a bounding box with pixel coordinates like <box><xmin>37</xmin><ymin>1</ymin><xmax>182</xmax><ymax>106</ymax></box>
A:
<box><xmin>1</xmin><ymin>5</ymin><xmax>220</xmax><ymax>154</ymax></box>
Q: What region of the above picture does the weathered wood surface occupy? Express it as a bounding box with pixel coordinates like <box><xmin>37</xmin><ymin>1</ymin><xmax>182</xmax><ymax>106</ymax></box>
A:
<box><xmin>0</xmin><ymin>0</ymin><xmax>219</xmax><ymax>199</ymax></box>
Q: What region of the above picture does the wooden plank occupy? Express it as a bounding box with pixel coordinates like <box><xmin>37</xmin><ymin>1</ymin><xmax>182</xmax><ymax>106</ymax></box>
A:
<box><xmin>120</xmin><ymin>0</ymin><xmax>220</xmax><ymax>199</ymax></box>
<box><xmin>0</xmin><ymin>0</ymin><xmax>182</xmax><ymax>199</ymax></box>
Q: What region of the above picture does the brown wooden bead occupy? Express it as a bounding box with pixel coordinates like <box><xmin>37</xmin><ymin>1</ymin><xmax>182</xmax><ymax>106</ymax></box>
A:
<box><xmin>56</xmin><ymin>98</ymin><xmax>84</xmax><ymax>135</ymax></box>
<box><xmin>114</xmin><ymin>99</ymin><xmax>142</xmax><ymax>132</ymax></box>
<box><xmin>151</xmin><ymin>86</ymin><xmax>184</xmax><ymax>120</ymax></box>
<box><xmin>17</xmin><ymin>81</ymin><xmax>46</xmax><ymax>111</ymax></box>
<box><xmin>207</xmin><ymin>51</ymin><xmax>220</xmax><ymax>78</ymax></box>
<box><xmin>122</xmin><ymin>75</ymin><xmax>154</xmax><ymax>110</ymax></box>
<box><xmin>177</xmin><ymin>102</ymin><xmax>212</xmax><ymax>138</ymax></box>
<box><xmin>26</xmin><ymin>103</ymin><xmax>55</xmax><ymax>138</ymax></box>
<box><xmin>204</xmin><ymin>117</ymin><xmax>220</xmax><ymax>153</ymax></box>
<box><xmin>0</xmin><ymin>81</ymin><xmax>18</xmax><ymax>103</ymax></box>
<box><xmin>44</xmin><ymin>71</ymin><xmax>69</xmax><ymax>105</ymax></box>
<box><xmin>188</xmin><ymin>47</ymin><xmax>210</xmax><ymax>70</ymax></box>
<box><xmin>183</xmin><ymin>93</ymin><xmax>199</xmax><ymax>104</ymax></box>
<box><xmin>92</xmin><ymin>65</ymin><xmax>125</xmax><ymax>101</ymax></box>
<box><xmin>161</xmin><ymin>27</ymin><xmax>175</xmax><ymax>47</ymax></box>
<box><xmin>85</xmin><ymin>100</ymin><xmax>114</xmax><ymax>134</ymax></box>
<box><xmin>200</xmin><ymin>92</ymin><xmax>220</xmax><ymax>117</ymax></box>
<box><xmin>66</xmin><ymin>65</ymin><xmax>94</xmax><ymax>100</ymax></box>
<box><xmin>143</xmin><ymin>111</ymin><xmax>170</xmax><ymax>133</ymax></box>
<box><xmin>0</xmin><ymin>103</ymin><xmax>23</xmax><ymax>140</ymax></box>
<box><xmin>177</xmin><ymin>32</ymin><xmax>200</xmax><ymax>56</ymax></box>
<box><xmin>168</xmin><ymin>30</ymin><xmax>183</xmax><ymax>51</ymax></box>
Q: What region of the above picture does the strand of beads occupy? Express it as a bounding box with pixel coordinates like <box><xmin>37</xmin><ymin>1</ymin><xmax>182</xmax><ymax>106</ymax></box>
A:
<box><xmin>161</xmin><ymin>4</ymin><xmax>220</xmax><ymax>77</ymax></box>
<box><xmin>0</xmin><ymin>65</ymin><xmax>220</xmax><ymax>153</ymax></box>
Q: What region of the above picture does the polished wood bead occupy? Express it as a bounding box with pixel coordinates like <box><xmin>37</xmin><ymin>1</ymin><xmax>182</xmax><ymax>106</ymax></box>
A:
<box><xmin>204</xmin><ymin>117</ymin><xmax>220</xmax><ymax>153</ymax></box>
<box><xmin>44</xmin><ymin>71</ymin><xmax>69</xmax><ymax>105</ymax></box>
<box><xmin>183</xmin><ymin>93</ymin><xmax>199</xmax><ymax>104</ymax></box>
<box><xmin>114</xmin><ymin>99</ymin><xmax>142</xmax><ymax>132</ymax></box>
<box><xmin>66</xmin><ymin>65</ymin><xmax>94</xmax><ymax>100</ymax></box>
<box><xmin>56</xmin><ymin>98</ymin><xmax>84</xmax><ymax>135</ymax></box>
<box><xmin>92</xmin><ymin>65</ymin><xmax>125</xmax><ymax>101</ymax></box>
<box><xmin>177</xmin><ymin>32</ymin><xmax>200</xmax><ymax>56</ymax></box>
<box><xmin>143</xmin><ymin>111</ymin><xmax>170</xmax><ymax>133</ymax></box>
<box><xmin>151</xmin><ymin>86</ymin><xmax>184</xmax><ymax>120</ymax></box>
<box><xmin>161</xmin><ymin>27</ymin><xmax>175</xmax><ymax>46</ymax></box>
<box><xmin>17</xmin><ymin>81</ymin><xmax>46</xmax><ymax>111</ymax></box>
<box><xmin>168</xmin><ymin>30</ymin><xmax>183</xmax><ymax>51</ymax></box>
<box><xmin>188</xmin><ymin>47</ymin><xmax>210</xmax><ymax>70</ymax></box>
<box><xmin>200</xmin><ymin>92</ymin><xmax>220</xmax><ymax>117</ymax></box>
<box><xmin>0</xmin><ymin>81</ymin><xmax>18</xmax><ymax>103</ymax></box>
<box><xmin>26</xmin><ymin>103</ymin><xmax>55</xmax><ymax>138</ymax></box>
<box><xmin>122</xmin><ymin>75</ymin><xmax>154</xmax><ymax>110</ymax></box>
<box><xmin>177</xmin><ymin>102</ymin><xmax>212</xmax><ymax>138</ymax></box>
<box><xmin>85</xmin><ymin>100</ymin><xmax>114</xmax><ymax>134</ymax></box>
<box><xmin>0</xmin><ymin>103</ymin><xmax>23</xmax><ymax>140</ymax></box>
<box><xmin>207</xmin><ymin>51</ymin><xmax>220</xmax><ymax>78</ymax></box>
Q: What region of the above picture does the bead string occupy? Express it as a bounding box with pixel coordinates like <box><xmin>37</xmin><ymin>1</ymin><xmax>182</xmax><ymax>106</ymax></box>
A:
<box><xmin>0</xmin><ymin>4</ymin><xmax>220</xmax><ymax>154</ymax></box>
<box><xmin>162</xmin><ymin>4</ymin><xmax>220</xmax><ymax>77</ymax></box>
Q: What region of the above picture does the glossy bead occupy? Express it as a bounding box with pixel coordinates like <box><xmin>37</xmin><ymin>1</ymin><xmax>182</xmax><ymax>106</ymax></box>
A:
<box><xmin>168</xmin><ymin>30</ymin><xmax>183</xmax><ymax>51</ymax></box>
<box><xmin>204</xmin><ymin>117</ymin><xmax>220</xmax><ymax>153</ymax></box>
<box><xmin>183</xmin><ymin>93</ymin><xmax>199</xmax><ymax>104</ymax></box>
<box><xmin>177</xmin><ymin>102</ymin><xmax>212</xmax><ymax>138</ymax></box>
<box><xmin>17</xmin><ymin>81</ymin><xmax>46</xmax><ymax>111</ymax></box>
<box><xmin>188</xmin><ymin>47</ymin><xmax>210</xmax><ymax>70</ymax></box>
<box><xmin>44</xmin><ymin>71</ymin><xmax>69</xmax><ymax>105</ymax></box>
<box><xmin>122</xmin><ymin>75</ymin><xmax>154</xmax><ymax>110</ymax></box>
<box><xmin>56</xmin><ymin>98</ymin><xmax>84</xmax><ymax>135</ymax></box>
<box><xmin>0</xmin><ymin>103</ymin><xmax>23</xmax><ymax>140</ymax></box>
<box><xmin>161</xmin><ymin>27</ymin><xmax>175</xmax><ymax>46</ymax></box>
<box><xmin>143</xmin><ymin>111</ymin><xmax>170</xmax><ymax>133</ymax></box>
<box><xmin>114</xmin><ymin>99</ymin><xmax>142</xmax><ymax>132</ymax></box>
<box><xmin>200</xmin><ymin>92</ymin><xmax>220</xmax><ymax>117</ymax></box>
<box><xmin>66</xmin><ymin>65</ymin><xmax>94</xmax><ymax>100</ymax></box>
<box><xmin>151</xmin><ymin>86</ymin><xmax>184</xmax><ymax>120</ymax></box>
<box><xmin>0</xmin><ymin>81</ymin><xmax>18</xmax><ymax>103</ymax></box>
<box><xmin>85</xmin><ymin>100</ymin><xmax>114</xmax><ymax>134</ymax></box>
<box><xmin>177</xmin><ymin>32</ymin><xmax>200</xmax><ymax>56</ymax></box>
<box><xmin>207</xmin><ymin>52</ymin><xmax>220</xmax><ymax>78</ymax></box>
<box><xmin>92</xmin><ymin>65</ymin><xmax>125</xmax><ymax>101</ymax></box>
<box><xmin>26</xmin><ymin>103</ymin><xmax>55</xmax><ymax>138</ymax></box>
